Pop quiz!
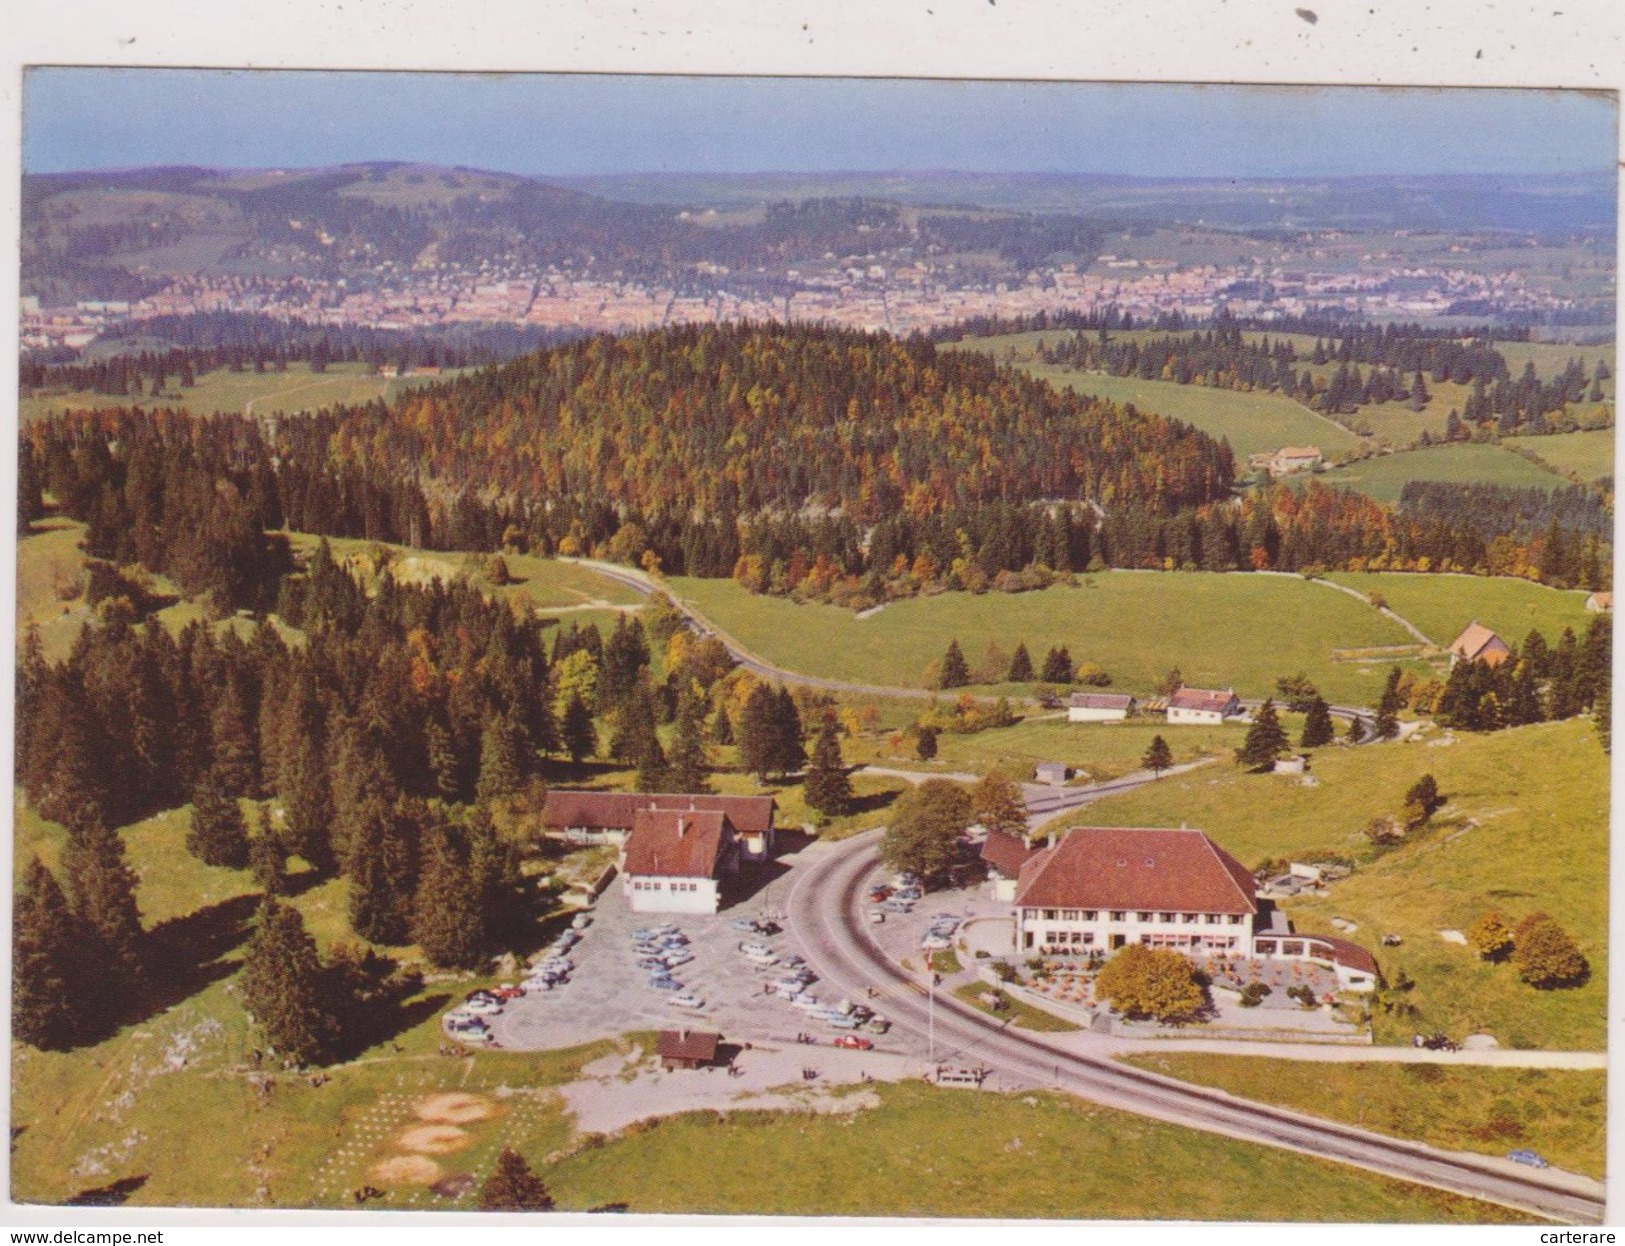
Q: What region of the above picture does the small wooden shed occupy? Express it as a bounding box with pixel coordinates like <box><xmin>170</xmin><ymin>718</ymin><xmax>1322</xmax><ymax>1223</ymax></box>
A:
<box><xmin>657</xmin><ymin>1029</ymin><xmax>721</xmax><ymax>1071</ymax></box>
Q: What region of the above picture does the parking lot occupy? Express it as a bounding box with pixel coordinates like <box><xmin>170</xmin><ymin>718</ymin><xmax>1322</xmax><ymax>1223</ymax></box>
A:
<box><xmin>483</xmin><ymin>844</ymin><xmax>900</xmax><ymax>1054</ymax></box>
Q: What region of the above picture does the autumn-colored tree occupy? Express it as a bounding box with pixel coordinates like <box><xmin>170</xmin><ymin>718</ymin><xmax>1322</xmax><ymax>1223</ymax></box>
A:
<box><xmin>970</xmin><ymin>773</ymin><xmax>1026</xmax><ymax>838</ymax></box>
<box><xmin>1094</xmin><ymin>945</ymin><xmax>1205</xmax><ymax>1023</ymax></box>
<box><xmin>1512</xmin><ymin>913</ymin><xmax>1588</xmax><ymax>989</ymax></box>
<box><xmin>1465</xmin><ymin>911</ymin><xmax>1513</xmax><ymax>962</ymax></box>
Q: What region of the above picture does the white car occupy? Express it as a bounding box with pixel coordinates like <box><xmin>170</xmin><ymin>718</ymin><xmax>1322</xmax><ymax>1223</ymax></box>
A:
<box><xmin>459</xmin><ymin>996</ymin><xmax>503</xmax><ymax>1016</ymax></box>
<box><xmin>666</xmin><ymin>993</ymin><xmax>706</xmax><ymax>1010</ymax></box>
<box><xmin>662</xmin><ymin>951</ymin><xmax>695</xmax><ymax>968</ymax></box>
<box><xmin>571</xmin><ymin>913</ymin><xmax>593</xmax><ymax>930</ymax></box>
<box><xmin>920</xmin><ymin>935</ymin><xmax>952</xmax><ymax>951</ymax></box>
<box><xmin>739</xmin><ymin>940</ymin><xmax>774</xmax><ymax>957</ymax></box>
<box><xmin>790</xmin><ymin>993</ymin><xmax>824</xmax><ymax>1011</ymax></box>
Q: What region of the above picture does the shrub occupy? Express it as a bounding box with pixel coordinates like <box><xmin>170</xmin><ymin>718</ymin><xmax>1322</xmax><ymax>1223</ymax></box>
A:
<box><xmin>1512</xmin><ymin>912</ymin><xmax>1588</xmax><ymax>989</ymax></box>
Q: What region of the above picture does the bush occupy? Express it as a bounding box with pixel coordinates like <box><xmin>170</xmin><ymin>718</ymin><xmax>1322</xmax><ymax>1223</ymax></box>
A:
<box><xmin>1511</xmin><ymin>912</ymin><xmax>1588</xmax><ymax>989</ymax></box>
<box><xmin>1094</xmin><ymin>945</ymin><xmax>1205</xmax><ymax>1023</ymax></box>
<box><xmin>1465</xmin><ymin>911</ymin><xmax>1513</xmax><ymax>962</ymax></box>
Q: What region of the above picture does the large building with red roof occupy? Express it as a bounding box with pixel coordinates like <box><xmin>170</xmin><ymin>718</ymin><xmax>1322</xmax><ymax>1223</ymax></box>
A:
<box><xmin>1165</xmin><ymin>687</ymin><xmax>1241</xmax><ymax>724</ymax></box>
<box><xmin>1012</xmin><ymin>826</ymin><xmax>1378</xmax><ymax>990</ymax></box>
<box><xmin>619</xmin><ymin>808</ymin><xmax>740</xmax><ymax>914</ymax></box>
<box><xmin>543</xmin><ymin>790</ymin><xmax>777</xmax><ymax>861</ymax></box>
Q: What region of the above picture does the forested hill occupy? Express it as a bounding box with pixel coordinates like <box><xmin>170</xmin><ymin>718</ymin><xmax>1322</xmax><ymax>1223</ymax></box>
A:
<box><xmin>376</xmin><ymin>322</ymin><xmax>1237</xmax><ymax>519</ymax></box>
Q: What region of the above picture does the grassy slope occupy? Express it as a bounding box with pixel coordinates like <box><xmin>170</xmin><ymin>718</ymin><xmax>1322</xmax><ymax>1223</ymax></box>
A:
<box><xmin>851</xmin><ymin>715</ymin><xmax>1267</xmax><ymax>786</ymax></box>
<box><xmin>19</xmin><ymin>363</ymin><xmax>398</xmax><ymax>424</ymax></box>
<box><xmin>1120</xmin><ymin>1055</ymin><xmax>1605</xmax><ymax>1179</ymax></box>
<box><xmin>1307</xmin><ymin>444</ymin><xmax>1566</xmax><ymax>503</ymax></box>
<box><xmin>1504</xmin><ymin>428</ymin><xmax>1617</xmax><ymax>482</ymax></box>
<box><xmin>1063</xmin><ymin>717</ymin><xmax>1607</xmax><ymax>1049</ymax></box>
<box><xmin>543</xmin><ymin>1081</ymin><xmax>1523</xmax><ymax>1222</ymax></box>
<box><xmin>667</xmin><ymin>572</ymin><xmax>1418</xmax><ymax>706</ymax></box>
<box><xmin>1326</xmin><ymin>572</ymin><xmax>1593</xmax><ymax>650</ymax></box>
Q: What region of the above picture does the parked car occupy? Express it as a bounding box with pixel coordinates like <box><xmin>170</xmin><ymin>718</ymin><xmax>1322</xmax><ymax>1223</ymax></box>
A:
<box><xmin>667</xmin><ymin>993</ymin><xmax>706</xmax><ymax>1010</ymax></box>
<box><xmin>649</xmin><ymin>975</ymin><xmax>684</xmax><ymax>991</ymax></box>
<box><xmin>756</xmin><ymin>920</ymin><xmax>782</xmax><ymax>936</ymax></box>
<box><xmin>790</xmin><ymin>993</ymin><xmax>824</xmax><ymax>1011</ymax></box>
<box><xmin>636</xmin><ymin>957</ymin><xmax>669</xmax><ymax>972</ymax></box>
<box><xmin>833</xmin><ymin>1034</ymin><xmax>874</xmax><ymax>1050</ymax></box>
<box><xmin>490</xmin><ymin>984</ymin><xmax>525</xmax><ymax>1000</ymax></box>
<box><xmin>730</xmin><ymin>917</ymin><xmax>760</xmax><ymax>932</ymax></box>
<box><xmin>650</xmin><ymin>924</ymin><xmax>680</xmax><ymax>936</ymax></box>
<box><xmin>662</xmin><ymin>951</ymin><xmax>695</xmax><ymax>968</ymax></box>
<box><xmin>828</xmin><ymin>1014</ymin><xmax>864</xmax><ymax>1030</ymax></box>
<box><xmin>460</xmin><ymin>996</ymin><xmax>503</xmax><ymax>1016</ymax></box>
<box><xmin>781</xmin><ymin>954</ymin><xmax>806</xmax><ymax>967</ymax></box>
<box><xmin>1507</xmin><ymin>1149</ymin><xmax>1549</xmax><ymax>1168</ymax></box>
<box><xmin>921</xmin><ymin>935</ymin><xmax>952</xmax><ymax>951</ymax></box>
<box><xmin>571</xmin><ymin>913</ymin><xmax>593</xmax><ymax>930</ymax></box>
<box><xmin>865</xmin><ymin>1017</ymin><xmax>892</xmax><ymax>1034</ymax></box>
<box><xmin>739</xmin><ymin>940</ymin><xmax>774</xmax><ymax>956</ymax></box>
<box><xmin>444</xmin><ymin>1015</ymin><xmax>489</xmax><ymax>1034</ymax></box>
<box><xmin>868</xmin><ymin>910</ymin><xmax>887</xmax><ymax>924</ymax></box>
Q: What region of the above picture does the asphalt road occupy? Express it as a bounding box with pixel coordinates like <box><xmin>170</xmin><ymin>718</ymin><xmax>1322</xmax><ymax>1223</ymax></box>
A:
<box><xmin>784</xmin><ymin>830</ymin><xmax>1606</xmax><ymax>1226</ymax></box>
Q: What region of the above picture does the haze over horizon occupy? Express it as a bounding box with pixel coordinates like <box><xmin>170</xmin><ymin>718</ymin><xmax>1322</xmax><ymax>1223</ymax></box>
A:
<box><xmin>24</xmin><ymin>69</ymin><xmax>1617</xmax><ymax>181</ymax></box>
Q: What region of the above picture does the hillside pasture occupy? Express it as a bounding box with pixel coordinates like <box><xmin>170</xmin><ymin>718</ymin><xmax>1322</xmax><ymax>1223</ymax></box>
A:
<box><xmin>1306</xmin><ymin>444</ymin><xmax>1566</xmax><ymax>503</ymax></box>
<box><xmin>1325</xmin><ymin>572</ymin><xmax>1594</xmax><ymax>650</ymax></box>
<box><xmin>1504</xmin><ymin>429</ymin><xmax>1616</xmax><ymax>483</ymax></box>
<box><xmin>20</xmin><ymin>362</ymin><xmax>397</xmax><ymax>424</ymax></box>
<box><xmin>668</xmin><ymin>571</ymin><xmax>1421</xmax><ymax>706</ymax></box>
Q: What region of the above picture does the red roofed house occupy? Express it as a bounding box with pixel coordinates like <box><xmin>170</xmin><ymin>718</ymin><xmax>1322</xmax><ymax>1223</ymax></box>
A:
<box><xmin>1013</xmin><ymin>826</ymin><xmax>1378</xmax><ymax>991</ymax></box>
<box><xmin>1448</xmin><ymin>622</ymin><xmax>1512</xmax><ymax>669</ymax></box>
<box><xmin>1165</xmin><ymin>687</ymin><xmax>1240</xmax><ymax>725</ymax></box>
<box><xmin>619</xmin><ymin>808</ymin><xmax>740</xmax><ymax>914</ymax></box>
<box><xmin>1586</xmin><ymin>592</ymin><xmax>1612</xmax><ymax>614</ymax></box>
<box><xmin>544</xmin><ymin>791</ymin><xmax>777</xmax><ymax>862</ymax></box>
<box><xmin>1015</xmin><ymin>827</ymin><xmax>1256</xmax><ymax>955</ymax></box>
<box><xmin>980</xmin><ymin>829</ymin><xmax>1037</xmax><ymax>902</ymax></box>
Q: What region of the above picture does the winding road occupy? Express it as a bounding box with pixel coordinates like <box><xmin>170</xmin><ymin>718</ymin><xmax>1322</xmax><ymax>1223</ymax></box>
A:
<box><xmin>784</xmin><ymin>830</ymin><xmax>1605</xmax><ymax>1225</ymax></box>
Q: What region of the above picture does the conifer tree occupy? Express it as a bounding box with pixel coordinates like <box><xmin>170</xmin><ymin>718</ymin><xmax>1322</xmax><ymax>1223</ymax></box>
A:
<box><xmin>772</xmin><ymin>686</ymin><xmax>807</xmax><ymax>778</ymax></box>
<box><xmin>665</xmin><ymin>691</ymin><xmax>713</xmax><ymax>793</ymax></box>
<box><xmin>916</xmin><ymin>725</ymin><xmax>939</xmax><ymax>761</ymax></box>
<box><xmin>60</xmin><ymin>809</ymin><xmax>146</xmax><ymax>1011</ymax></box>
<box><xmin>710</xmin><ymin>703</ymin><xmax>735</xmax><ymax>745</ymax></box>
<box><xmin>280</xmin><ymin>738</ymin><xmax>335</xmax><ymax>873</ymax></box>
<box><xmin>939</xmin><ymin>640</ymin><xmax>970</xmax><ymax>689</ymax></box>
<box><xmin>475</xmin><ymin>712</ymin><xmax>527</xmax><ymax>803</ymax></box>
<box><xmin>241</xmin><ymin>897</ymin><xmax>338</xmax><ymax>1067</ymax></box>
<box><xmin>250</xmin><ymin>807</ymin><xmax>286</xmax><ymax>897</ymax></box>
<box><xmin>561</xmin><ymin>694</ymin><xmax>597</xmax><ymax>764</ymax></box>
<box><xmin>208</xmin><ymin>680</ymin><xmax>260</xmax><ymax>798</ymax></box>
<box><xmin>13</xmin><ymin>858</ymin><xmax>87</xmax><ymax>1050</ymax></box>
<box><xmin>345</xmin><ymin>796</ymin><xmax>419</xmax><ymax>946</ymax></box>
<box><xmin>1346</xmin><ymin>714</ymin><xmax>1366</xmax><ymax>744</ymax></box>
<box><xmin>804</xmin><ymin>715</ymin><xmax>854</xmax><ymax>818</ymax></box>
<box><xmin>413</xmin><ymin>826</ymin><xmax>487</xmax><ymax>970</ymax></box>
<box><xmin>424</xmin><ymin>719</ymin><xmax>462</xmax><ymax>800</ymax></box>
<box><xmin>1006</xmin><ymin>642</ymin><xmax>1035</xmax><ymax>683</ymax></box>
<box><xmin>1041</xmin><ymin>646</ymin><xmax>1074</xmax><ymax>684</ymax></box>
<box><xmin>187</xmin><ymin>767</ymin><xmax>251</xmax><ymax>869</ymax></box>
<box><xmin>1236</xmin><ymin>699</ymin><xmax>1288</xmax><ymax>769</ymax></box>
<box><xmin>479</xmin><ymin>1148</ymin><xmax>555</xmax><ymax>1211</ymax></box>
<box><xmin>737</xmin><ymin>681</ymin><xmax>780</xmax><ymax>782</ymax></box>
<box><xmin>1374</xmin><ymin>666</ymin><xmax>1405</xmax><ymax>739</ymax></box>
<box><xmin>1142</xmin><ymin>735</ymin><xmax>1174</xmax><ymax>778</ymax></box>
<box><xmin>1299</xmin><ymin>697</ymin><xmax>1335</xmax><ymax>748</ymax></box>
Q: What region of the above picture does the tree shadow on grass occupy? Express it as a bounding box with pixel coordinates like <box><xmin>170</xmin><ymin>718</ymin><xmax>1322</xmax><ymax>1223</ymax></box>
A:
<box><xmin>846</xmin><ymin>788</ymin><xmax>901</xmax><ymax>818</ymax></box>
<box><xmin>139</xmin><ymin>892</ymin><xmax>261</xmax><ymax>1013</ymax></box>
<box><xmin>66</xmin><ymin>1174</ymin><xmax>148</xmax><ymax>1206</ymax></box>
<box><xmin>331</xmin><ymin>991</ymin><xmax>452</xmax><ymax>1064</ymax></box>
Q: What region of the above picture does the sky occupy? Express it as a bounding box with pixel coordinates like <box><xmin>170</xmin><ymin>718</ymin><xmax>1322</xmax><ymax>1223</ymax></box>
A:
<box><xmin>22</xmin><ymin>69</ymin><xmax>1618</xmax><ymax>179</ymax></box>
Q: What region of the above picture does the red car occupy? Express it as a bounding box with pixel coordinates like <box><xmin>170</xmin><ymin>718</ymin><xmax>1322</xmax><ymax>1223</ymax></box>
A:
<box><xmin>868</xmin><ymin>886</ymin><xmax>894</xmax><ymax>902</ymax></box>
<box><xmin>489</xmin><ymin>984</ymin><xmax>526</xmax><ymax>1000</ymax></box>
<box><xmin>833</xmin><ymin>1034</ymin><xmax>874</xmax><ymax>1050</ymax></box>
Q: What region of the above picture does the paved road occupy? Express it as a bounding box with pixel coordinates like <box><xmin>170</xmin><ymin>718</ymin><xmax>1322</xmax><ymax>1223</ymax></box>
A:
<box><xmin>784</xmin><ymin>830</ymin><xmax>1605</xmax><ymax>1225</ymax></box>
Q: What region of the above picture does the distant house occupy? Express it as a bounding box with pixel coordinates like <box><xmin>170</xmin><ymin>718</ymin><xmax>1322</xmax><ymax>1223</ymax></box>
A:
<box><xmin>656</xmin><ymin>1029</ymin><xmax>721</xmax><ymax>1070</ymax></box>
<box><xmin>1165</xmin><ymin>687</ymin><xmax>1240</xmax><ymax>725</ymax></box>
<box><xmin>1067</xmin><ymin>692</ymin><xmax>1136</xmax><ymax>723</ymax></box>
<box><xmin>1448</xmin><ymin>622</ymin><xmax>1512</xmax><ymax>669</ymax></box>
<box><xmin>543</xmin><ymin>791</ymin><xmax>777</xmax><ymax>862</ymax></box>
<box><xmin>620</xmin><ymin>808</ymin><xmax>740</xmax><ymax>914</ymax></box>
<box><xmin>1267</xmin><ymin>446</ymin><xmax>1323</xmax><ymax>476</ymax></box>
<box><xmin>980</xmin><ymin>829</ymin><xmax>1037</xmax><ymax>902</ymax></box>
<box><xmin>1033</xmin><ymin>762</ymin><xmax>1071</xmax><ymax>786</ymax></box>
<box><xmin>1586</xmin><ymin>592</ymin><xmax>1613</xmax><ymax>614</ymax></box>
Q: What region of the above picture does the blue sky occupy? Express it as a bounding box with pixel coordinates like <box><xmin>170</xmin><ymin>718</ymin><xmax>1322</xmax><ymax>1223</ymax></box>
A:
<box><xmin>23</xmin><ymin>69</ymin><xmax>1617</xmax><ymax>178</ymax></box>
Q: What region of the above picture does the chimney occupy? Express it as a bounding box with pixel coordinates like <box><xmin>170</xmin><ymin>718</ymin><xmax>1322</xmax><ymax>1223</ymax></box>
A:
<box><xmin>677</xmin><ymin>817</ymin><xmax>688</xmax><ymax>839</ymax></box>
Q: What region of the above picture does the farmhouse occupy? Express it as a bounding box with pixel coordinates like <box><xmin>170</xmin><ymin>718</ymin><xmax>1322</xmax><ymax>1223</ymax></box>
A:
<box><xmin>1268</xmin><ymin>446</ymin><xmax>1323</xmax><ymax>475</ymax></box>
<box><xmin>656</xmin><ymin>1029</ymin><xmax>721</xmax><ymax>1070</ymax></box>
<box><xmin>619</xmin><ymin>808</ymin><xmax>739</xmax><ymax>914</ymax></box>
<box><xmin>1165</xmin><ymin>687</ymin><xmax>1240</xmax><ymax>724</ymax></box>
<box><xmin>1013</xmin><ymin>826</ymin><xmax>1378</xmax><ymax>991</ymax></box>
<box><xmin>543</xmin><ymin>791</ymin><xmax>777</xmax><ymax>861</ymax></box>
<box><xmin>1067</xmin><ymin>692</ymin><xmax>1137</xmax><ymax>723</ymax></box>
<box><xmin>980</xmin><ymin>828</ymin><xmax>1037</xmax><ymax>902</ymax></box>
<box><xmin>1448</xmin><ymin>621</ymin><xmax>1512</xmax><ymax>669</ymax></box>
